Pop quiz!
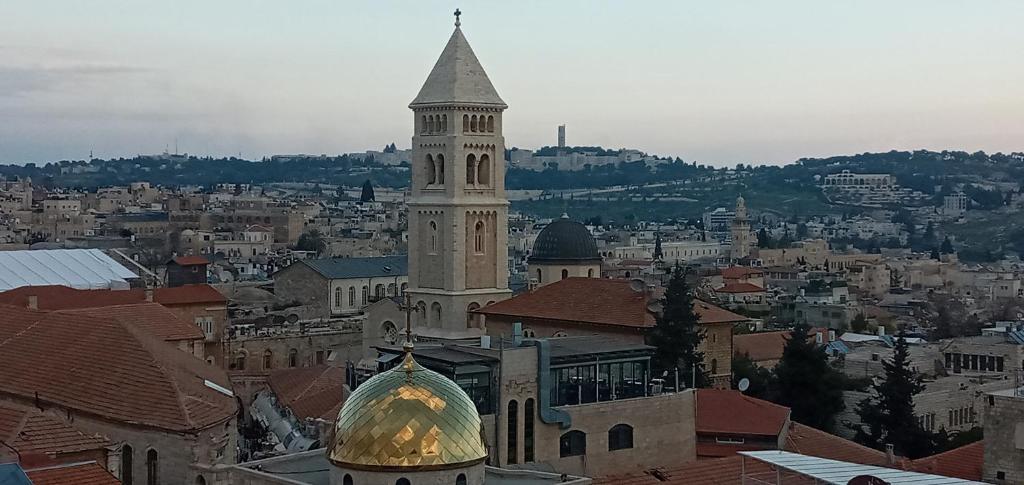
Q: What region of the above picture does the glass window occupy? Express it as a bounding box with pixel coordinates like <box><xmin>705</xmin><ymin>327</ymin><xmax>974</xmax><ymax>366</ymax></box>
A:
<box><xmin>524</xmin><ymin>398</ymin><xmax>535</xmax><ymax>462</ymax></box>
<box><xmin>608</xmin><ymin>424</ymin><xmax>634</xmax><ymax>451</ymax></box>
<box><xmin>507</xmin><ymin>400</ymin><xmax>518</xmax><ymax>464</ymax></box>
<box><xmin>559</xmin><ymin>430</ymin><xmax>586</xmax><ymax>457</ymax></box>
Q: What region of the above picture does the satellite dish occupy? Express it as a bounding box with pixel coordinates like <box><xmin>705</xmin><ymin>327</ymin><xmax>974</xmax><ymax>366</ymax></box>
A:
<box><xmin>629</xmin><ymin>278</ymin><xmax>646</xmax><ymax>293</ymax></box>
<box><xmin>738</xmin><ymin>378</ymin><xmax>750</xmax><ymax>392</ymax></box>
<box><xmin>646</xmin><ymin>300</ymin><xmax>664</xmax><ymax>314</ymax></box>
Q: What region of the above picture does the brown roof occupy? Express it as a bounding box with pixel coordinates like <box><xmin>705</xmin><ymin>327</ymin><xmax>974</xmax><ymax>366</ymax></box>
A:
<box><xmin>783</xmin><ymin>422</ymin><xmax>892</xmax><ymax>466</ymax></box>
<box><xmin>734</xmin><ymin>331</ymin><xmax>790</xmax><ymax>363</ymax></box>
<box><xmin>267</xmin><ymin>366</ymin><xmax>348</xmax><ymax>422</ymax></box>
<box><xmin>721</xmin><ymin>266</ymin><xmax>764</xmax><ymax>279</ymax></box>
<box><xmin>0</xmin><ymin>305</ymin><xmax>236</xmax><ymax>433</ymax></box>
<box><xmin>909</xmin><ymin>440</ymin><xmax>983</xmax><ymax>481</ymax></box>
<box><xmin>716</xmin><ymin>282</ymin><xmax>765</xmax><ymax>294</ymax></box>
<box><xmin>477</xmin><ymin>277</ymin><xmax>746</xmax><ymax>328</ymax></box>
<box><xmin>0</xmin><ymin>403</ymin><xmax>111</xmax><ymax>456</ymax></box>
<box><xmin>0</xmin><ymin>284</ymin><xmax>225</xmax><ymax>310</ymax></box>
<box><xmin>171</xmin><ymin>256</ymin><xmax>209</xmax><ymax>266</ymax></box>
<box><xmin>63</xmin><ymin>303</ymin><xmax>204</xmax><ymax>342</ymax></box>
<box><xmin>25</xmin><ymin>461</ymin><xmax>121</xmax><ymax>485</ymax></box>
<box><xmin>696</xmin><ymin>389</ymin><xmax>790</xmax><ymax>437</ymax></box>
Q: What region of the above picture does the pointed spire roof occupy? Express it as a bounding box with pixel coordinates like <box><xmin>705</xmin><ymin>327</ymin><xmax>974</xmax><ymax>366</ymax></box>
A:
<box><xmin>410</xmin><ymin>26</ymin><xmax>506</xmax><ymax>109</ymax></box>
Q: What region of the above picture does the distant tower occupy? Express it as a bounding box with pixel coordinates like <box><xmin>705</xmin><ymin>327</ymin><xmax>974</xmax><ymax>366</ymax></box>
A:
<box><xmin>730</xmin><ymin>195</ymin><xmax>751</xmax><ymax>260</ymax></box>
<box><xmin>557</xmin><ymin>124</ymin><xmax>566</xmax><ymax>148</ymax></box>
<box><xmin>407</xmin><ymin>12</ymin><xmax>511</xmax><ymax>333</ymax></box>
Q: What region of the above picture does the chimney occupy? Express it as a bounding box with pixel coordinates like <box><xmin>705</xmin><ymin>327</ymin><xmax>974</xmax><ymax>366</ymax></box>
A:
<box><xmin>828</xmin><ymin>330</ymin><xmax>836</xmax><ymax>342</ymax></box>
<box><xmin>877</xmin><ymin>325</ymin><xmax>885</xmax><ymax>336</ymax></box>
<box><xmin>885</xmin><ymin>443</ymin><xmax>896</xmax><ymax>465</ymax></box>
<box><xmin>27</xmin><ymin>295</ymin><xmax>38</xmax><ymax>310</ymax></box>
<box><xmin>512</xmin><ymin>321</ymin><xmax>523</xmax><ymax>347</ymax></box>
<box><xmin>145</xmin><ymin>289</ymin><xmax>154</xmax><ymax>302</ymax></box>
<box><xmin>480</xmin><ymin>335</ymin><xmax>491</xmax><ymax>349</ymax></box>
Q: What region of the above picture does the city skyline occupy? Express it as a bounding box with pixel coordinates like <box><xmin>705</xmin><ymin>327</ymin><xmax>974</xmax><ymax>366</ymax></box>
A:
<box><xmin>2</xmin><ymin>1</ymin><xmax>1022</xmax><ymax>165</ymax></box>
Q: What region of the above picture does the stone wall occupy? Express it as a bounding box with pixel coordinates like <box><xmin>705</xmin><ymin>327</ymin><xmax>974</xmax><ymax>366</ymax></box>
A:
<box><xmin>984</xmin><ymin>391</ymin><xmax>1024</xmax><ymax>483</ymax></box>
<box><xmin>274</xmin><ymin>263</ymin><xmax>329</xmax><ymax>316</ymax></box>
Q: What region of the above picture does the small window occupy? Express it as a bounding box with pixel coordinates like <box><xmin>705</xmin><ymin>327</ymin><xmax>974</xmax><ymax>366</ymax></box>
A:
<box><xmin>343</xmin><ymin>475</ymin><xmax>354</xmax><ymax>485</ymax></box>
<box><xmin>474</xmin><ymin>221</ymin><xmax>485</xmax><ymax>254</ymax></box>
<box><xmin>263</xmin><ymin>350</ymin><xmax>273</xmax><ymax>370</ymax></box>
<box><xmin>559</xmin><ymin>430</ymin><xmax>586</xmax><ymax>457</ymax></box>
<box><xmin>561</xmin><ymin>269</ymin><xmax>569</xmax><ymax>280</ymax></box>
<box><xmin>146</xmin><ymin>449</ymin><xmax>158</xmax><ymax>485</ymax></box>
<box><xmin>288</xmin><ymin>349</ymin><xmax>298</xmax><ymax>367</ymax></box>
<box><xmin>122</xmin><ymin>445</ymin><xmax>134</xmax><ymax>485</ymax></box>
<box><xmin>396</xmin><ymin>479</ymin><xmax>410</xmax><ymax>485</ymax></box>
<box><xmin>457</xmin><ymin>474</ymin><xmax>467</xmax><ymax>485</ymax></box>
<box><xmin>608</xmin><ymin>424</ymin><xmax>634</xmax><ymax>451</ymax></box>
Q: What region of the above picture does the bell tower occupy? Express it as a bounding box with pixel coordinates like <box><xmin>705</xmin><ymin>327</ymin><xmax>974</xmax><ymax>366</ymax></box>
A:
<box><xmin>407</xmin><ymin>13</ymin><xmax>511</xmax><ymax>334</ymax></box>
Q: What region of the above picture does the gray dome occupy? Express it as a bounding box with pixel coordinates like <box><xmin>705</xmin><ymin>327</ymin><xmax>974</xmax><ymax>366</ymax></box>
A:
<box><xmin>529</xmin><ymin>215</ymin><xmax>600</xmax><ymax>263</ymax></box>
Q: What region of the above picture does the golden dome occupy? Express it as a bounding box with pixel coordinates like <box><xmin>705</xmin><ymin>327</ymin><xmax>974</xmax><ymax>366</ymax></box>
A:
<box><xmin>327</xmin><ymin>353</ymin><xmax>488</xmax><ymax>470</ymax></box>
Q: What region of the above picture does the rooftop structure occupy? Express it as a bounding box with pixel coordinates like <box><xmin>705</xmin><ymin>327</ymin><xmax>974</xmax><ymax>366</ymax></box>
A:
<box><xmin>0</xmin><ymin>249</ymin><xmax>137</xmax><ymax>290</ymax></box>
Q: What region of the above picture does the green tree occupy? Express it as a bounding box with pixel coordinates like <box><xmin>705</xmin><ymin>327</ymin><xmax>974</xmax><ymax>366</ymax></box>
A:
<box><xmin>653</xmin><ymin>233</ymin><xmax>663</xmax><ymax>260</ymax></box>
<box><xmin>295</xmin><ymin>229</ymin><xmax>327</xmax><ymax>256</ymax></box>
<box><xmin>732</xmin><ymin>353</ymin><xmax>773</xmax><ymax>399</ymax></box>
<box><xmin>773</xmin><ymin>323</ymin><xmax>845</xmax><ymax>431</ymax></box>
<box><xmin>647</xmin><ymin>264</ymin><xmax>708</xmax><ymax>388</ymax></box>
<box><xmin>850</xmin><ymin>335</ymin><xmax>938</xmax><ymax>458</ymax></box>
<box><xmin>930</xmin><ymin>247</ymin><xmax>941</xmax><ymax>260</ymax></box>
<box><xmin>360</xmin><ymin>179</ymin><xmax>375</xmax><ymax>202</ymax></box>
<box><xmin>851</xmin><ymin>313</ymin><xmax>868</xmax><ymax>333</ymax></box>
<box><xmin>940</xmin><ymin>236</ymin><xmax>954</xmax><ymax>254</ymax></box>
<box><xmin>757</xmin><ymin>228</ymin><xmax>772</xmax><ymax>248</ymax></box>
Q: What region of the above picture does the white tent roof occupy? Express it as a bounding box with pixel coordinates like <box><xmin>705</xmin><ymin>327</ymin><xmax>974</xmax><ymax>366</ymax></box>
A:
<box><xmin>0</xmin><ymin>249</ymin><xmax>138</xmax><ymax>291</ymax></box>
<box><xmin>739</xmin><ymin>450</ymin><xmax>984</xmax><ymax>484</ymax></box>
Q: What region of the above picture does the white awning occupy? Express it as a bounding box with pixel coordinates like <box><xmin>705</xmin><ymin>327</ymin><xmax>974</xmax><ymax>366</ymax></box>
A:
<box><xmin>739</xmin><ymin>450</ymin><xmax>984</xmax><ymax>484</ymax></box>
<box><xmin>0</xmin><ymin>249</ymin><xmax>137</xmax><ymax>290</ymax></box>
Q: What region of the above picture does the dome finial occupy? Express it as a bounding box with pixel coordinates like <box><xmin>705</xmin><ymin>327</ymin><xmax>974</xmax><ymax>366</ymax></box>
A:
<box><xmin>454</xmin><ymin>8</ymin><xmax>462</xmax><ymax>27</ymax></box>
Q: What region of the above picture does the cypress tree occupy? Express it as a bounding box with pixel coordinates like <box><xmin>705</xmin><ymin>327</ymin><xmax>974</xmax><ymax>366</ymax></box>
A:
<box><xmin>773</xmin><ymin>323</ymin><xmax>845</xmax><ymax>431</ymax></box>
<box><xmin>360</xmin><ymin>179</ymin><xmax>375</xmax><ymax>202</ymax></box>
<box><xmin>647</xmin><ymin>263</ymin><xmax>708</xmax><ymax>388</ymax></box>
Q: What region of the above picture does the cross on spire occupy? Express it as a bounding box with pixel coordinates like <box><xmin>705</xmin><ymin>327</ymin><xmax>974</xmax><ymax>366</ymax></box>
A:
<box><xmin>454</xmin><ymin>8</ymin><xmax>462</xmax><ymax>27</ymax></box>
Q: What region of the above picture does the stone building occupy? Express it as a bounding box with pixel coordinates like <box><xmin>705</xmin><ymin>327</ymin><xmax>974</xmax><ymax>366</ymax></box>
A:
<box><xmin>167</xmin><ymin>255</ymin><xmax>210</xmax><ymax>287</ymax></box>
<box><xmin>0</xmin><ymin>305</ymin><xmax>237</xmax><ymax>485</ymax></box>
<box><xmin>273</xmin><ymin>255</ymin><xmax>408</xmax><ymax>318</ymax></box>
<box><xmin>405</xmin><ymin>11</ymin><xmax>512</xmax><ymax>336</ymax></box>
<box><xmin>984</xmin><ymin>387</ymin><xmax>1024</xmax><ymax>483</ymax></box>
<box><xmin>729</xmin><ymin>196</ymin><xmax>751</xmax><ymax>261</ymax></box>
<box><xmin>526</xmin><ymin>215</ymin><xmax>602</xmax><ymax>287</ymax></box>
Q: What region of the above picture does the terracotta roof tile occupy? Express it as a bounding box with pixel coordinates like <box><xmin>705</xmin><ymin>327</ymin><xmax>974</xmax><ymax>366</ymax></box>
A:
<box><xmin>172</xmin><ymin>256</ymin><xmax>209</xmax><ymax>266</ymax></box>
<box><xmin>477</xmin><ymin>278</ymin><xmax>747</xmax><ymax>328</ymax></box>
<box><xmin>783</xmin><ymin>422</ymin><xmax>891</xmax><ymax>466</ymax></box>
<box><xmin>593</xmin><ymin>455</ymin><xmax>783</xmax><ymax>485</ymax></box>
<box><xmin>0</xmin><ymin>305</ymin><xmax>236</xmax><ymax>433</ymax></box>
<box><xmin>909</xmin><ymin>440</ymin><xmax>983</xmax><ymax>481</ymax></box>
<box><xmin>25</xmin><ymin>462</ymin><xmax>120</xmax><ymax>485</ymax></box>
<box><xmin>0</xmin><ymin>403</ymin><xmax>111</xmax><ymax>456</ymax></box>
<box><xmin>696</xmin><ymin>389</ymin><xmax>790</xmax><ymax>437</ymax></box>
<box><xmin>63</xmin><ymin>303</ymin><xmax>204</xmax><ymax>342</ymax></box>
<box><xmin>267</xmin><ymin>366</ymin><xmax>347</xmax><ymax>422</ymax></box>
<box><xmin>734</xmin><ymin>331</ymin><xmax>790</xmax><ymax>363</ymax></box>
<box><xmin>716</xmin><ymin>282</ymin><xmax>765</xmax><ymax>293</ymax></box>
<box><xmin>0</xmin><ymin>284</ymin><xmax>225</xmax><ymax>310</ymax></box>
<box><xmin>721</xmin><ymin>267</ymin><xmax>764</xmax><ymax>279</ymax></box>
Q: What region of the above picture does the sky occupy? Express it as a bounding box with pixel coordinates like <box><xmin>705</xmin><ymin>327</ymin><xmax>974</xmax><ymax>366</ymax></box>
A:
<box><xmin>1</xmin><ymin>1</ymin><xmax>1022</xmax><ymax>166</ymax></box>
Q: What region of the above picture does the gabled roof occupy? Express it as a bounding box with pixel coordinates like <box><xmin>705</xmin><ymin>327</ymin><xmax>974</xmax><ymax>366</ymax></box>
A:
<box><xmin>784</xmin><ymin>422</ymin><xmax>891</xmax><ymax>466</ymax></box>
<box><xmin>0</xmin><ymin>305</ymin><xmax>236</xmax><ymax>433</ymax></box>
<box><xmin>171</xmin><ymin>255</ymin><xmax>209</xmax><ymax>266</ymax></box>
<box><xmin>477</xmin><ymin>277</ymin><xmax>747</xmax><ymax>328</ymax></box>
<box><xmin>716</xmin><ymin>282</ymin><xmax>766</xmax><ymax>294</ymax></box>
<box><xmin>267</xmin><ymin>365</ymin><xmax>348</xmax><ymax>422</ymax></box>
<box><xmin>300</xmin><ymin>255</ymin><xmax>408</xmax><ymax>280</ymax></box>
<box><xmin>696</xmin><ymin>389</ymin><xmax>790</xmax><ymax>438</ymax></box>
<box><xmin>63</xmin><ymin>303</ymin><xmax>205</xmax><ymax>342</ymax></box>
<box><xmin>909</xmin><ymin>440</ymin><xmax>983</xmax><ymax>481</ymax></box>
<box><xmin>409</xmin><ymin>27</ymin><xmax>506</xmax><ymax>109</ymax></box>
<box><xmin>25</xmin><ymin>461</ymin><xmax>120</xmax><ymax>485</ymax></box>
<box><xmin>721</xmin><ymin>266</ymin><xmax>765</xmax><ymax>279</ymax></box>
<box><xmin>0</xmin><ymin>403</ymin><xmax>112</xmax><ymax>456</ymax></box>
<box><xmin>734</xmin><ymin>330</ymin><xmax>790</xmax><ymax>363</ymax></box>
<box><xmin>0</xmin><ymin>284</ymin><xmax>226</xmax><ymax>309</ymax></box>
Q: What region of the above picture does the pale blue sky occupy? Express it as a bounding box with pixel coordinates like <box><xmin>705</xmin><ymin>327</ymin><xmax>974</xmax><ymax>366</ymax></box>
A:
<box><xmin>1</xmin><ymin>1</ymin><xmax>1022</xmax><ymax>165</ymax></box>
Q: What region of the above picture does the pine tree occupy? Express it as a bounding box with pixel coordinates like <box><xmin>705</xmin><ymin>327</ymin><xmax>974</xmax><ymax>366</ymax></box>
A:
<box><xmin>850</xmin><ymin>335</ymin><xmax>938</xmax><ymax>458</ymax></box>
<box><xmin>773</xmin><ymin>323</ymin><xmax>845</xmax><ymax>431</ymax></box>
<box><xmin>757</xmin><ymin>228</ymin><xmax>771</xmax><ymax>248</ymax></box>
<box><xmin>653</xmin><ymin>233</ymin><xmax>664</xmax><ymax>260</ymax></box>
<box><xmin>930</xmin><ymin>247</ymin><xmax>941</xmax><ymax>260</ymax></box>
<box><xmin>940</xmin><ymin>236</ymin><xmax>954</xmax><ymax>254</ymax></box>
<box><xmin>360</xmin><ymin>179</ymin><xmax>375</xmax><ymax>202</ymax></box>
<box><xmin>647</xmin><ymin>264</ymin><xmax>708</xmax><ymax>388</ymax></box>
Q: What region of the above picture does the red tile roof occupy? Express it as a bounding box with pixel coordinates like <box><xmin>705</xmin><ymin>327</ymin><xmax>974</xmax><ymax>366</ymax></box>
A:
<box><xmin>25</xmin><ymin>461</ymin><xmax>120</xmax><ymax>485</ymax></box>
<box><xmin>734</xmin><ymin>331</ymin><xmax>790</xmax><ymax>363</ymax></box>
<box><xmin>63</xmin><ymin>303</ymin><xmax>204</xmax><ymax>342</ymax></box>
<box><xmin>171</xmin><ymin>256</ymin><xmax>209</xmax><ymax>266</ymax></box>
<box><xmin>0</xmin><ymin>305</ymin><xmax>236</xmax><ymax>433</ymax></box>
<box><xmin>267</xmin><ymin>365</ymin><xmax>348</xmax><ymax>422</ymax></box>
<box><xmin>477</xmin><ymin>278</ymin><xmax>746</xmax><ymax>328</ymax></box>
<box><xmin>716</xmin><ymin>282</ymin><xmax>765</xmax><ymax>293</ymax></box>
<box><xmin>909</xmin><ymin>440</ymin><xmax>983</xmax><ymax>481</ymax></box>
<box><xmin>783</xmin><ymin>422</ymin><xmax>891</xmax><ymax>466</ymax></box>
<box><xmin>721</xmin><ymin>266</ymin><xmax>764</xmax><ymax>279</ymax></box>
<box><xmin>0</xmin><ymin>403</ymin><xmax>111</xmax><ymax>456</ymax></box>
<box><xmin>696</xmin><ymin>389</ymin><xmax>790</xmax><ymax>438</ymax></box>
<box><xmin>0</xmin><ymin>284</ymin><xmax>225</xmax><ymax>310</ymax></box>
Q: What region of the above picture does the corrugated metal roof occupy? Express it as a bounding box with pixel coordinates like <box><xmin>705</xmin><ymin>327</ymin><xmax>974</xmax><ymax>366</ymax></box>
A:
<box><xmin>739</xmin><ymin>450</ymin><xmax>984</xmax><ymax>484</ymax></box>
<box><xmin>0</xmin><ymin>249</ymin><xmax>138</xmax><ymax>291</ymax></box>
<box><xmin>302</xmin><ymin>255</ymin><xmax>408</xmax><ymax>280</ymax></box>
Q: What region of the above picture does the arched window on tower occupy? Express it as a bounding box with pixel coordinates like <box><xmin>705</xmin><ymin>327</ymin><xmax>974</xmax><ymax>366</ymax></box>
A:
<box><xmin>561</xmin><ymin>269</ymin><xmax>569</xmax><ymax>280</ymax></box>
<box><xmin>429</xmin><ymin>221</ymin><xmax>438</xmax><ymax>254</ymax></box>
<box><xmin>146</xmin><ymin>449</ymin><xmax>158</xmax><ymax>485</ymax></box>
<box><xmin>435</xmin><ymin>154</ymin><xmax>445</xmax><ymax>184</ymax></box>
<box><xmin>457</xmin><ymin>474</ymin><xmax>467</xmax><ymax>485</ymax></box>
<box><xmin>507</xmin><ymin>400</ymin><xmax>519</xmax><ymax>464</ymax></box>
<box><xmin>474</xmin><ymin>221</ymin><xmax>485</xmax><ymax>253</ymax></box>
<box><xmin>711</xmin><ymin>358</ymin><xmax>718</xmax><ymax>374</ymax></box>
<box><xmin>441</xmin><ymin>114</ymin><xmax>447</xmax><ymax>132</ymax></box>
<box><xmin>463</xmin><ymin>114</ymin><xmax>469</xmax><ymax>133</ymax></box>
<box><xmin>421</xmin><ymin>115</ymin><xmax>427</xmax><ymax>134</ymax></box>
<box><xmin>431</xmin><ymin>302</ymin><xmax>443</xmax><ymax>326</ymax></box>
<box><xmin>524</xmin><ymin>398</ymin><xmax>536</xmax><ymax>462</ymax></box>
<box><xmin>478</xmin><ymin>154</ymin><xmax>490</xmax><ymax>185</ymax></box>
<box><xmin>467</xmin><ymin>302</ymin><xmax>480</xmax><ymax>329</ymax></box>
<box><xmin>466</xmin><ymin>154</ymin><xmax>477</xmax><ymax>185</ymax></box>
<box><xmin>471</xmin><ymin>115</ymin><xmax>478</xmax><ymax>132</ymax></box>
<box><xmin>122</xmin><ymin>445</ymin><xmax>134</xmax><ymax>485</ymax></box>
<box><xmin>262</xmin><ymin>350</ymin><xmax>273</xmax><ymax>370</ymax></box>
<box><xmin>487</xmin><ymin>115</ymin><xmax>495</xmax><ymax>132</ymax></box>
<box><xmin>343</xmin><ymin>475</ymin><xmax>354</xmax><ymax>485</ymax></box>
<box><xmin>416</xmin><ymin>301</ymin><xmax>427</xmax><ymax>327</ymax></box>
<box><xmin>426</xmin><ymin>115</ymin><xmax>433</xmax><ymax>133</ymax></box>
<box><xmin>425</xmin><ymin>155</ymin><xmax>436</xmax><ymax>185</ymax></box>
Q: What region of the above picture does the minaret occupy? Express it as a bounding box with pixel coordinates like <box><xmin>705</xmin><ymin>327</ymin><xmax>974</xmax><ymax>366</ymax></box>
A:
<box><xmin>730</xmin><ymin>195</ymin><xmax>751</xmax><ymax>260</ymax></box>
<box><xmin>407</xmin><ymin>11</ymin><xmax>511</xmax><ymax>333</ymax></box>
